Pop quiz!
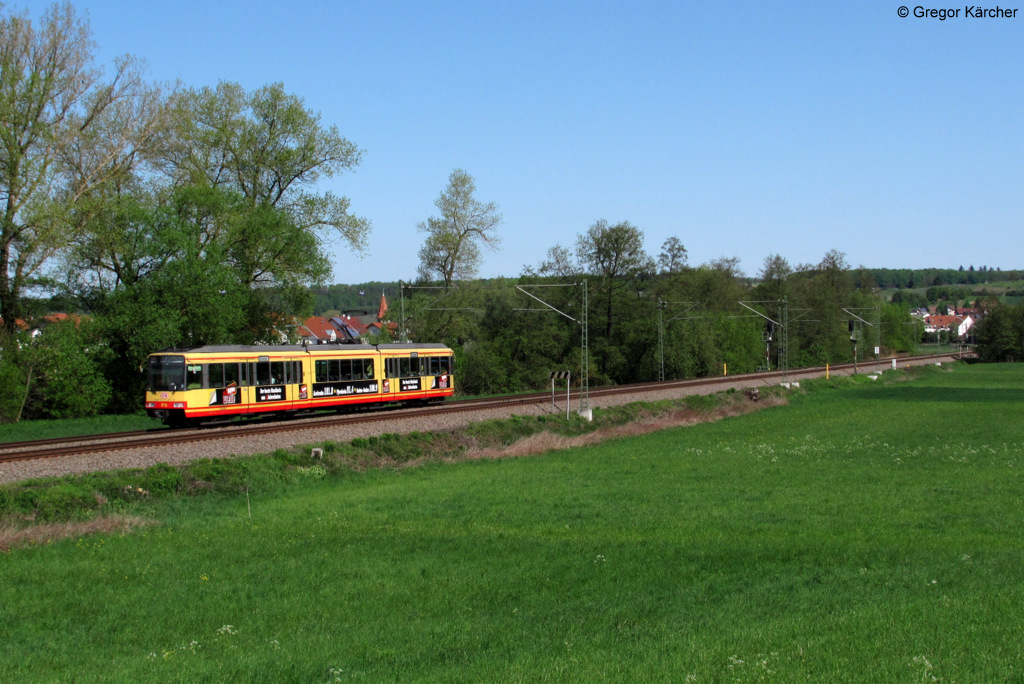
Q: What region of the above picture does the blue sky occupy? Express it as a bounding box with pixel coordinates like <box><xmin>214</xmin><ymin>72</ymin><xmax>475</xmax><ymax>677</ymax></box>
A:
<box><xmin>19</xmin><ymin>0</ymin><xmax>1024</xmax><ymax>283</ymax></box>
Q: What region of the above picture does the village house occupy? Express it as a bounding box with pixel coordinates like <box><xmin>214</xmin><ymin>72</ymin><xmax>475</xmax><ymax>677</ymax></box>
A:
<box><xmin>296</xmin><ymin>310</ymin><xmax>398</xmax><ymax>345</ymax></box>
<box><xmin>297</xmin><ymin>315</ymin><xmax>364</xmax><ymax>344</ymax></box>
<box><xmin>923</xmin><ymin>314</ymin><xmax>974</xmax><ymax>340</ymax></box>
<box><xmin>0</xmin><ymin>313</ymin><xmax>83</xmax><ymax>338</ymax></box>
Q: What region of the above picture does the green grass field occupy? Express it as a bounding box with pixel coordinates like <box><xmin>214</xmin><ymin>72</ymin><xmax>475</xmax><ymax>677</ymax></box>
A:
<box><xmin>1</xmin><ymin>363</ymin><xmax>1022</xmax><ymax>682</ymax></box>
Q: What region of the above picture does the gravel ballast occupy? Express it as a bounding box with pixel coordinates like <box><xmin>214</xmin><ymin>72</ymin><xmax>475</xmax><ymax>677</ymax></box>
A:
<box><xmin>0</xmin><ymin>357</ymin><xmax>953</xmax><ymax>484</ymax></box>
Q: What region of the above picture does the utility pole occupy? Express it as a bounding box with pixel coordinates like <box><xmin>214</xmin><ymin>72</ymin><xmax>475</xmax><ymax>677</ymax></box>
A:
<box><xmin>739</xmin><ymin>298</ymin><xmax>791</xmax><ymax>384</ymax></box>
<box><xmin>656</xmin><ymin>300</ymin><xmax>699</xmax><ymax>382</ymax></box>
<box><xmin>516</xmin><ymin>281</ymin><xmax>591</xmax><ymax>418</ymax></box>
<box><xmin>843</xmin><ymin>307</ymin><xmax>878</xmax><ymax>374</ymax></box>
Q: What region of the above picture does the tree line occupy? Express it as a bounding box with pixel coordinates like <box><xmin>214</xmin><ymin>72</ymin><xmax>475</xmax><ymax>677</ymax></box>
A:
<box><xmin>397</xmin><ymin>179</ymin><xmax>1020</xmax><ymax>395</ymax></box>
<box><xmin>401</xmin><ymin>238</ymin><xmax>924</xmax><ymax>396</ymax></box>
<box><xmin>862</xmin><ymin>267</ymin><xmax>1021</xmax><ymax>289</ymax></box>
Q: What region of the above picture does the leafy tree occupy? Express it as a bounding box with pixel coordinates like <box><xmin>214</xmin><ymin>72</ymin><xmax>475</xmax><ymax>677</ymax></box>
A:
<box><xmin>63</xmin><ymin>189</ymin><xmax>175</xmax><ymax>293</ymax></box>
<box><xmin>678</xmin><ymin>261</ymin><xmax>747</xmax><ymax>311</ymax></box>
<box><xmin>575</xmin><ymin>220</ymin><xmax>653</xmax><ymax>380</ymax></box>
<box><xmin>0</xmin><ymin>2</ymin><xmax>166</xmax><ymax>332</ymax></box>
<box><xmin>880</xmin><ymin>303</ymin><xmax>918</xmax><ymax>354</ymax></box>
<box><xmin>417</xmin><ymin>169</ymin><xmax>502</xmax><ymax>288</ymax></box>
<box><xmin>165</xmin><ymin>81</ymin><xmax>370</xmax><ymax>254</ymax></box>
<box><xmin>26</xmin><ymin>318</ymin><xmax>112</xmax><ymax>419</ymax></box>
<box><xmin>975</xmin><ymin>304</ymin><xmax>1024</xmax><ymax>362</ymax></box>
<box><xmin>755</xmin><ymin>254</ymin><xmax>792</xmax><ymax>303</ymax></box>
<box><xmin>657</xmin><ymin>237</ymin><xmax>688</xmax><ymax>274</ymax></box>
<box><xmin>717</xmin><ymin>315</ymin><xmax>764</xmax><ymax>373</ymax></box>
<box><xmin>85</xmin><ymin>185</ymin><xmax>320</xmax><ymax>411</ymax></box>
<box><xmin>576</xmin><ymin>220</ymin><xmax>652</xmax><ymax>335</ymax></box>
<box><xmin>789</xmin><ymin>250</ymin><xmax>856</xmax><ymax>364</ymax></box>
<box><xmin>0</xmin><ymin>331</ymin><xmax>35</xmax><ymax>422</ymax></box>
<box><xmin>93</xmin><ymin>282</ymin><xmax>180</xmax><ymax>412</ymax></box>
<box><xmin>0</xmin><ymin>318</ymin><xmax>112</xmax><ymax>422</ymax></box>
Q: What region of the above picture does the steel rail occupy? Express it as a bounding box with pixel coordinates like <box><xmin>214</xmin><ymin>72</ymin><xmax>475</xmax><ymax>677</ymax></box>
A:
<box><xmin>1</xmin><ymin>352</ymin><xmax>969</xmax><ymax>464</ymax></box>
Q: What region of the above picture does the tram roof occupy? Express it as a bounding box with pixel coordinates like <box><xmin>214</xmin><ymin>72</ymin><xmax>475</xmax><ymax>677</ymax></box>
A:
<box><xmin>150</xmin><ymin>343</ymin><xmax>451</xmax><ymax>356</ymax></box>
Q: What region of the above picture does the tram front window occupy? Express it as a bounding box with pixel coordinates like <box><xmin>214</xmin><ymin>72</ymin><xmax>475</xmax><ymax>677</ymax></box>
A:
<box><xmin>148</xmin><ymin>355</ymin><xmax>185</xmax><ymax>392</ymax></box>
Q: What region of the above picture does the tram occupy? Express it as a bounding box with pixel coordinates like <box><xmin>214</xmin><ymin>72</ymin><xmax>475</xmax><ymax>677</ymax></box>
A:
<box><xmin>145</xmin><ymin>343</ymin><xmax>454</xmax><ymax>426</ymax></box>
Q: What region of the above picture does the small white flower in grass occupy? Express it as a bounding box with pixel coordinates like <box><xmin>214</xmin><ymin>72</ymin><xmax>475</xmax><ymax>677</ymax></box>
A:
<box><xmin>217</xmin><ymin>624</ymin><xmax>237</xmax><ymax>636</ymax></box>
<box><xmin>911</xmin><ymin>655</ymin><xmax>937</xmax><ymax>677</ymax></box>
<box><xmin>594</xmin><ymin>554</ymin><xmax>606</xmax><ymax>563</ymax></box>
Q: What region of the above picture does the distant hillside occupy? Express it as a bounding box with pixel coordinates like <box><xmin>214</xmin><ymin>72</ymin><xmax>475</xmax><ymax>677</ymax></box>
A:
<box><xmin>312</xmin><ymin>282</ymin><xmax>401</xmax><ymax>316</ymax></box>
<box><xmin>858</xmin><ymin>266</ymin><xmax>1022</xmax><ymax>289</ymax></box>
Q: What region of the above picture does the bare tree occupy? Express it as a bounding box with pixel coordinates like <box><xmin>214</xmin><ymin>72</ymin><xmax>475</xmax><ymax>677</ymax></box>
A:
<box><xmin>527</xmin><ymin>244</ymin><xmax>579</xmax><ymax>279</ymax></box>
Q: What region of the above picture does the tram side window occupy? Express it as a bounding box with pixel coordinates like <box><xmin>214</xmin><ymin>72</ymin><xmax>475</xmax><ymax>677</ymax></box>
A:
<box><xmin>399</xmin><ymin>358</ymin><xmax>411</xmax><ymax>377</ymax></box>
<box><xmin>186</xmin><ymin>365</ymin><xmax>203</xmax><ymax>390</ymax></box>
<box><xmin>386</xmin><ymin>358</ymin><xmax>400</xmax><ymax>379</ymax></box>
<box><xmin>224</xmin><ymin>363</ymin><xmax>240</xmax><ymax>388</ymax></box>
<box><xmin>315</xmin><ymin>359</ymin><xmax>329</xmax><ymax>383</ymax></box>
<box><xmin>349</xmin><ymin>358</ymin><xmax>370</xmax><ymax>380</ymax></box>
<box><xmin>338</xmin><ymin>359</ymin><xmax>353</xmax><ymax>382</ymax></box>
<box><xmin>441</xmin><ymin>356</ymin><xmax>452</xmax><ymax>374</ymax></box>
<box><xmin>207</xmin><ymin>363</ymin><xmax>224</xmax><ymax>388</ymax></box>
<box><xmin>256</xmin><ymin>361</ymin><xmax>285</xmax><ymax>385</ymax></box>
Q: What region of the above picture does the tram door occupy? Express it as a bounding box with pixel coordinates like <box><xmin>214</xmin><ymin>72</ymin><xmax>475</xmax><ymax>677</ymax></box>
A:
<box><xmin>205</xmin><ymin>361</ymin><xmax>251</xmax><ymax>412</ymax></box>
<box><xmin>252</xmin><ymin>357</ymin><xmax>291</xmax><ymax>412</ymax></box>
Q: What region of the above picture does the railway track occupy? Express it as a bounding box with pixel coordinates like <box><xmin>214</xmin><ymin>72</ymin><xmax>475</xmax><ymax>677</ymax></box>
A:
<box><xmin>0</xmin><ymin>352</ymin><xmax>969</xmax><ymax>465</ymax></box>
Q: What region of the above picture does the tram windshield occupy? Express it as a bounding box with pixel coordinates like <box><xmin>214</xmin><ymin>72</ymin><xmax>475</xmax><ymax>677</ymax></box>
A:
<box><xmin>148</xmin><ymin>355</ymin><xmax>185</xmax><ymax>392</ymax></box>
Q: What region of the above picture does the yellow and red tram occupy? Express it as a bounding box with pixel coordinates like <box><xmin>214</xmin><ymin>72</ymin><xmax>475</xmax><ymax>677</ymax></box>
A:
<box><xmin>145</xmin><ymin>343</ymin><xmax>454</xmax><ymax>426</ymax></box>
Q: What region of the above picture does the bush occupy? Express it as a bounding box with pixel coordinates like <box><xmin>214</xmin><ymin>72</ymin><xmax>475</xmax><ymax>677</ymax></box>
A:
<box><xmin>34</xmin><ymin>483</ymin><xmax>98</xmax><ymax>521</ymax></box>
<box><xmin>0</xmin><ymin>485</ymin><xmax>12</xmax><ymax>517</ymax></box>
<box><xmin>140</xmin><ymin>463</ymin><xmax>185</xmax><ymax>495</ymax></box>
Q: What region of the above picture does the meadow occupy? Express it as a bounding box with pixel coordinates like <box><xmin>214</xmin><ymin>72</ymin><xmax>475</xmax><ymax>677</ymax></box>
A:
<box><xmin>1</xmin><ymin>363</ymin><xmax>1022</xmax><ymax>682</ymax></box>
